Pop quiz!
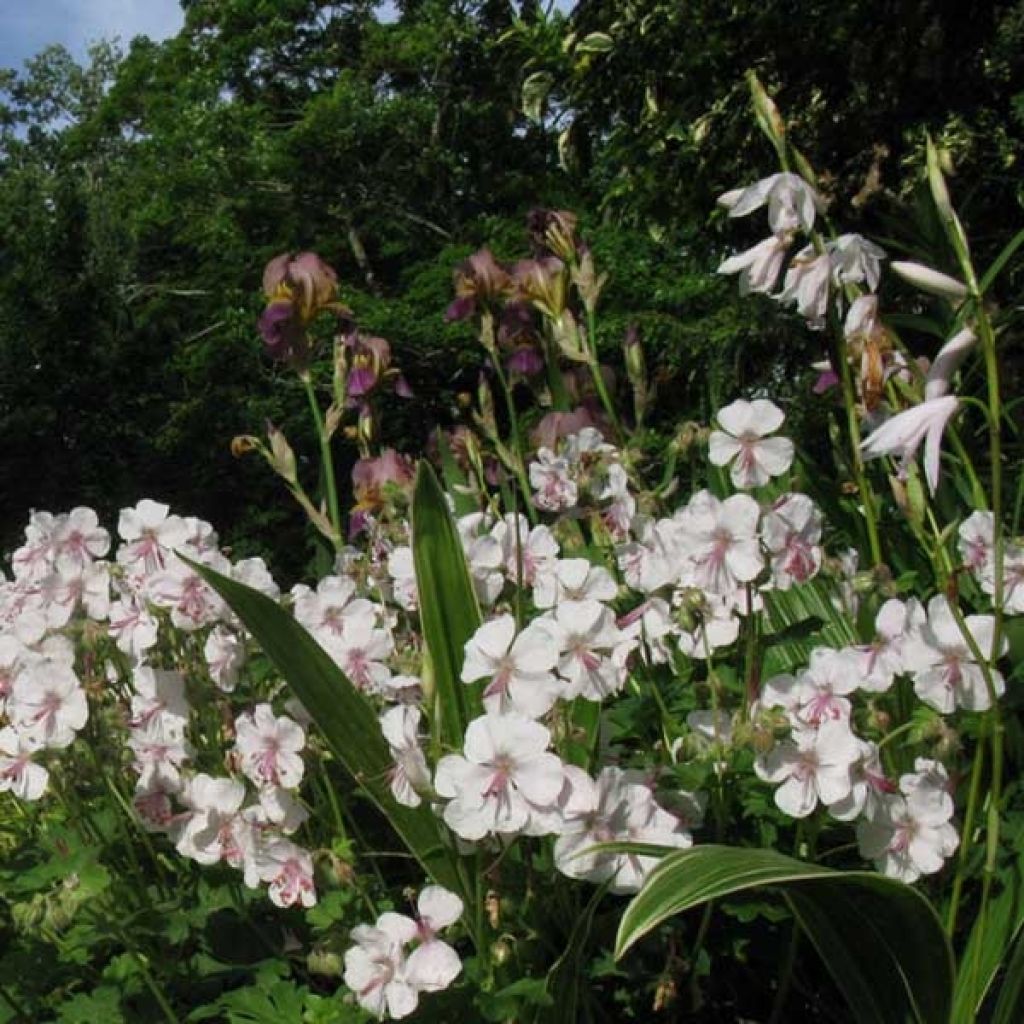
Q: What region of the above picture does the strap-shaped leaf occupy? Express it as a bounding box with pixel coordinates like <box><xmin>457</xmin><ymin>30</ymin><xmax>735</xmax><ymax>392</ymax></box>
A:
<box><xmin>411</xmin><ymin>460</ymin><xmax>482</xmax><ymax>751</ymax></box>
<box><xmin>616</xmin><ymin>845</ymin><xmax>952</xmax><ymax>1024</ymax></box>
<box><xmin>953</xmin><ymin>856</ymin><xmax>1024</xmax><ymax>1022</ymax></box>
<box><xmin>189</xmin><ymin>559</ymin><xmax>461</xmax><ymax>893</ymax></box>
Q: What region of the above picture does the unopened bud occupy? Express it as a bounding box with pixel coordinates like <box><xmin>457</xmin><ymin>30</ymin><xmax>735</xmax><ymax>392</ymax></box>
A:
<box><xmin>231</xmin><ymin>434</ymin><xmax>260</xmax><ymax>458</ymax></box>
<box><xmin>357</xmin><ymin>404</ymin><xmax>376</xmax><ymax>448</ymax></box>
<box><xmin>267</xmin><ymin>422</ymin><xmax>298</xmax><ymax>485</ymax></box>
<box><xmin>308</xmin><ymin>949</ymin><xmax>343</xmax><ymax>977</ymax></box>
<box><xmin>747</xmin><ymin>71</ymin><xmax>786</xmax><ymax>152</ymax></box>
<box><xmin>491</xmin><ymin>938</ymin><xmax>513</xmax><ymax>966</ymax></box>
<box><xmin>891</xmin><ymin>261</ymin><xmax>968</xmax><ymax>301</ymax></box>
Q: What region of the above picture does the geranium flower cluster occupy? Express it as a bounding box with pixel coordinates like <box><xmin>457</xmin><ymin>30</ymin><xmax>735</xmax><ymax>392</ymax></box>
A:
<box><xmin>5</xmin><ymin>403</ymin><xmax>1016</xmax><ymax>1017</ymax></box>
<box><xmin>0</xmin><ymin>500</ymin><xmax>317</xmax><ymax>910</ymax></box>
<box><xmin>344</xmin><ymin>886</ymin><xmax>463</xmax><ymax>1019</ymax></box>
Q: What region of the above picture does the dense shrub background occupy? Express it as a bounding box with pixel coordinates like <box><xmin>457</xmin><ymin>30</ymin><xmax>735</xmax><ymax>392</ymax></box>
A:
<box><xmin>2</xmin><ymin>0</ymin><xmax>1022</xmax><ymax>580</ymax></box>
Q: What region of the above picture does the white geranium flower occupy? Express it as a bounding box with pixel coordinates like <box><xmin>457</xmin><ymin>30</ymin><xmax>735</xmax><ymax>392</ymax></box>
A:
<box><xmin>127</xmin><ymin>717</ymin><xmax>191</xmax><ymax>793</ymax></box>
<box><xmin>554</xmin><ymin>765</ymin><xmax>692</xmax><ymax>893</ymax></box>
<box><xmin>616</xmin><ymin>598</ymin><xmax>677</xmax><ymax>667</ymax></box>
<box><xmin>321</xmin><ymin>613</ymin><xmax>394</xmax><ymax>693</ymax></box>
<box><xmin>234</xmin><ymin>704</ymin><xmax>306</xmax><ymax>789</ymax></box>
<box><xmin>857</xmin><ymin>791</ymin><xmax>958</xmax><ymax>883</ymax></box>
<box><xmin>461</xmin><ymin>615</ymin><xmax>561</xmax><ymax>718</ymax></box>
<box><xmin>793</xmin><ymin>647</ymin><xmax>861</xmax><ymax>728</ymax></box>
<box><xmin>52</xmin><ymin>506</ymin><xmax>110</xmax><ymax>574</ymax></box>
<box><xmin>292</xmin><ymin>575</ymin><xmax>376</xmax><ymax>639</ymax></box>
<box><xmin>850</xmin><ymin>598</ymin><xmax>911</xmax><ymax>692</ymax></box>
<box><xmin>533</xmin><ymin>557</ymin><xmax>617</xmax><ymax>610</ymax></box>
<box><xmin>958</xmin><ymin>511</ymin><xmax>994</xmax><ymax>573</ymax></box>
<box><xmin>130</xmin><ymin>666</ymin><xmax>189</xmax><ymax>734</ymax></box>
<box><xmin>755</xmin><ymin>721</ymin><xmax>860</xmax><ymax>818</ymax></box>
<box><xmin>204</xmin><ymin>625</ymin><xmax>246</xmax><ymax>692</ymax></box>
<box><xmin>905</xmin><ymin>595</ymin><xmax>1006</xmax><ymax>712</ymax></box>
<box><xmin>0</xmin><ymin>726</ymin><xmax>49</xmax><ymax>801</ymax></box>
<box><xmin>252</xmin><ymin>838</ymin><xmax>316</xmax><ymax>908</ymax></box>
<box><xmin>492</xmin><ymin>515</ymin><xmax>559</xmax><ymax>590</ymax></box>
<box><xmin>147</xmin><ymin>552</ymin><xmax>229</xmax><ymax>631</ymax></box>
<box><xmin>117</xmin><ymin>500</ymin><xmax>189</xmax><ymax>575</ymax></box>
<box><xmin>708</xmin><ymin>399</ymin><xmax>794</xmax><ymax>490</ymax></box>
<box><xmin>107</xmin><ymin>592</ymin><xmax>159</xmax><ymax>660</ymax></box>
<box><xmin>173</xmin><ymin>774</ymin><xmax>247</xmax><ymax>865</ymax></box>
<box><xmin>762</xmin><ymin>492</ymin><xmax>822</xmax><ymax>588</ymax></box>
<box><xmin>405</xmin><ymin>886</ymin><xmax>463</xmax><ymax>995</ymax></box>
<box><xmin>529</xmin><ymin>449</ymin><xmax>577</xmax><ymax>512</ymax></box>
<box><xmin>545</xmin><ymin>600</ymin><xmax>625</xmax><ymax>701</ymax></box>
<box><xmin>826</xmin><ymin>738</ymin><xmax>893</xmax><ymax>821</ymax></box>
<box><xmin>8</xmin><ymin>662</ymin><xmax>88</xmax><ymax>749</ymax></box>
<box><xmin>344</xmin><ymin>916</ymin><xmax>419</xmax><ymax>1020</ymax></box>
<box><xmin>434</xmin><ymin>713</ymin><xmax>565</xmax><ymax>841</ymax></box>
<box><xmin>675</xmin><ymin>490</ymin><xmax>764</xmax><ymax>597</ymax></box>
<box><xmin>386</xmin><ymin>546</ymin><xmax>418</xmax><ymax>612</ymax></box>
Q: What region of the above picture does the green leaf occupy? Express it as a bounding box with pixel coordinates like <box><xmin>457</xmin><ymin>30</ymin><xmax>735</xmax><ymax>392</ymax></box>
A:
<box><xmin>411</xmin><ymin>460</ymin><xmax>482</xmax><ymax>752</ymax></box>
<box><xmin>539</xmin><ymin>884</ymin><xmax>608</xmax><ymax>1024</ymax></box>
<box><xmin>615</xmin><ymin>845</ymin><xmax>952</xmax><ymax>1024</ymax></box>
<box><xmin>761</xmin><ymin>578</ymin><xmax>858</xmax><ymax>675</ymax></box>
<box><xmin>188</xmin><ymin>559</ymin><xmax>461</xmax><ymax>894</ymax></box>
<box><xmin>575</xmin><ymin>32</ymin><xmax>615</xmax><ymax>54</ymax></box>
<box><xmin>992</xmin><ymin>921</ymin><xmax>1024</xmax><ymax>1024</ymax></box>
<box><xmin>521</xmin><ymin>71</ymin><xmax>553</xmax><ymax>122</ymax></box>
<box><xmin>979</xmin><ymin>227</ymin><xmax>1024</xmax><ymax>294</ymax></box>
<box><xmin>952</xmin><ymin>857</ymin><xmax>1024</xmax><ymax>1022</ymax></box>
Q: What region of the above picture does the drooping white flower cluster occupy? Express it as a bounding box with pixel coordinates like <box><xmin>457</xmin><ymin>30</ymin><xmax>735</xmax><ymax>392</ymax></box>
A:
<box><xmin>717</xmin><ymin>173</ymin><xmax>885</xmax><ymax>327</ymax></box>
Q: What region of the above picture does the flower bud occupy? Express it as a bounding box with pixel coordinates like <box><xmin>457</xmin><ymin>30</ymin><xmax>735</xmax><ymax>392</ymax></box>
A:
<box><xmin>231</xmin><ymin>434</ymin><xmax>260</xmax><ymax>458</ymax></box>
<box><xmin>490</xmin><ymin>938</ymin><xmax>513</xmax><ymax>966</ymax></box>
<box><xmin>308</xmin><ymin>949</ymin><xmax>343</xmax><ymax>977</ymax></box>
<box><xmin>267</xmin><ymin>422</ymin><xmax>298</xmax><ymax>485</ymax></box>
<box><xmin>890</xmin><ymin>261</ymin><xmax>967</xmax><ymax>301</ymax></box>
<box><xmin>747</xmin><ymin>71</ymin><xmax>786</xmax><ymax>151</ymax></box>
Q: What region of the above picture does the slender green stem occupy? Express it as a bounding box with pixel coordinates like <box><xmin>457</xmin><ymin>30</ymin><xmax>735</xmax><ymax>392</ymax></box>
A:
<box><xmin>584</xmin><ymin>306</ymin><xmax>625</xmax><ymax>445</ymax></box>
<box><xmin>876</xmin><ymin>719</ymin><xmax>918</xmax><ymax>750</ymax></box>
<box><xmin>489</xmin><ymin>354</ymin><xmax>538</xmax><ymax>525</ymax></box>
<box><xmin>301</xmin><ymin>372</ymin><xmax>343</xmax><ymax>547</ymax></box>
<box><xmin>835</xmin><ymin>327</ymin><xmax>883</xmax><ymax>566</ymax></box>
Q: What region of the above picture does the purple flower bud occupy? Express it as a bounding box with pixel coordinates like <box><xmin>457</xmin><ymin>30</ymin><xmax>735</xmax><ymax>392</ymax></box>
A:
<box><xmin>394</xmin><ymin>374</ymin><xmax>414</xmax><ymax>399</ymax></box>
